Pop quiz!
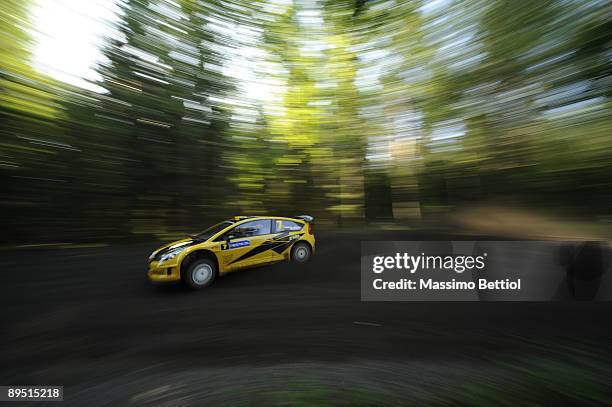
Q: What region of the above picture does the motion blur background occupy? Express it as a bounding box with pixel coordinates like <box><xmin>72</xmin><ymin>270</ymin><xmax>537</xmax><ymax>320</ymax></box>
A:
<box><xmin>1</xmin><ymin>0</ymin><xmax>611</xmax><ymax>244</ymax></box>
<box><xmin>2</xmin><ymin>2</ymin><xmax>612</xmax><ymax>405</ymax></box>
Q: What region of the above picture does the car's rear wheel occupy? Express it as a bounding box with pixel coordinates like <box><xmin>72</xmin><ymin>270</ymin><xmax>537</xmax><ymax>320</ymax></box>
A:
<box><xmin>291</xmin><ymin>242</ymin><xmax>311</xmax><ymax>263</ymax></box>
<box><xmin>183</xmin><ymin>258</ymin><xmax>217</xmax><ymax>289</ymax></box>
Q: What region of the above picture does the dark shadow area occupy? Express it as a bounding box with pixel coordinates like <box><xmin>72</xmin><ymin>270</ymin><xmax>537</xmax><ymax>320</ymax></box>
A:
<box><xmin>556</xmin><ymin>241</ymin><xmax>611</xmax><ymax>300</ymax></box>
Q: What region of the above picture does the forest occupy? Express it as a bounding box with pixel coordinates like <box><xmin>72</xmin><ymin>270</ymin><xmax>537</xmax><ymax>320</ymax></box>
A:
<box><xmin>1</xmin><ymin>0</ymin><xmax>610</xmax><ymax>244</ymax></box>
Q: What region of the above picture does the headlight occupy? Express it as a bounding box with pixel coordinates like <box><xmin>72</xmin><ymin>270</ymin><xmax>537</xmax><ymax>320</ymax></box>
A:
<box><xmin>159</xmin><ymin>248</ymin><xmax>185</xmax><ymax>263</ymax></box>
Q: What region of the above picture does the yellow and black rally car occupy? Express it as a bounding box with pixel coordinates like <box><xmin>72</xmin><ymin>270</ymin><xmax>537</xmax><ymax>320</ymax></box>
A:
<box><xmin>147</xmin><ymin>215</ymin><xmax>315</xmax><ymax>289</ymax></box>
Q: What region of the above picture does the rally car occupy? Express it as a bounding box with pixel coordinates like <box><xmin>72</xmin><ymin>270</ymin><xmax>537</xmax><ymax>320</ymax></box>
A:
<box><xmin>147</xmin><ymin>215</ymin><xmax>315</xmax><ymax>289</ymax></box>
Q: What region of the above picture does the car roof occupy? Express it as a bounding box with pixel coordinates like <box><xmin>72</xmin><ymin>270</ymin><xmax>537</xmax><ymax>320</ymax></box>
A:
<box><xmin>231</xmin><ymin>216</ymin><xmax>305</xmax><ymax>223</ymax></box>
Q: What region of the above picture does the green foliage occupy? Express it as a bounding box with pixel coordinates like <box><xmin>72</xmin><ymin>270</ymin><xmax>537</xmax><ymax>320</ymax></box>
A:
<box><xmin>1</xmin><ymin>0</ymin><xmax>611</xmax><ymax>243</ymax></box>
<box><xmin>436</xmin><ymin>357</ymin><xmax>612</xmax><ymax>407</ymax></box>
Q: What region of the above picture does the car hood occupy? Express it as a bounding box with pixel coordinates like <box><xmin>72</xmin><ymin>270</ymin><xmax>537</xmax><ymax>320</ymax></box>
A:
<box><xmin>149</xmin><ymin>238</ymin><xmax>199</xmax><ymax>261</ymax></box>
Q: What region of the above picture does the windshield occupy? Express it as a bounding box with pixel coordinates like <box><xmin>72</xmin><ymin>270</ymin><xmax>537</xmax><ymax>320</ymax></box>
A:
<box><xmin>191</xmin><ymin>220</ymin><xmax>234</xmax><ymax>241</ymax></box>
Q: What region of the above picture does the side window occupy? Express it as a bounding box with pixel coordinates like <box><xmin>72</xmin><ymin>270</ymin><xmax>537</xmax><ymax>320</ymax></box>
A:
<box><xmin>274</xmin><ymin>220</ymin><xmax>304</xmax><ymax>232</ymax></box>
<box><xmin>231</xmin><ymin>219</ymin><xmax>272</xmax><ymax>238</ymax></box>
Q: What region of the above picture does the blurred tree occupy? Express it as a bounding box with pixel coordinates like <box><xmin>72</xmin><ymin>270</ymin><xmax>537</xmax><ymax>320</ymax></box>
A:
<box><xmin>413</xmin><ymin>0</ymin><xmax>612</xmax><ymax>214</ymax></box>
<box><xmin>322</xmin><ymin>0</ymin><xmax>367</xmax><ymax>222</ymax></box>
<box><xmin>64</xmin><ymin>0</ymin><xmax>234</xmax><ymax>240</ymax></box>
<box><xmin>2</xmin><ymin>0</ymin><xmax>612</xmax><ymax>244</ymax></box>
<box><xmin>0</xmin><ymin>0</ymin><xmax>73</xmax><ymax>243</ymax></box>
<box><xmin>350</xmin><ymin>0</ymin><xmax>428</xmax><ymax>220</ymax></box>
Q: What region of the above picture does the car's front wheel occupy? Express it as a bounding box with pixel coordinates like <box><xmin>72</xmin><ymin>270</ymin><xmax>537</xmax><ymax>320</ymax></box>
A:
<box><xmin>183</xmin><ymin>258</ymin><xmax>217</xmax><ymax>289</ymax></box>
<box><xmin>291</xmin><ymin>242</ymin><xmax>311</xmax><ymax>263</ymax></box>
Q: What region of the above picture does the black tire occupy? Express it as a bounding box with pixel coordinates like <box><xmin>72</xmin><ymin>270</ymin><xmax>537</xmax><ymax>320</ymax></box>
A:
<box><xmin>182</xmin><ymin>258</ymin><xmax>217</xmax><ymax>289</ymax></box>
<box><xmin>291</xmin><ymin>242</ymin><xmax>311</xmax><ymax>264</ymax></box>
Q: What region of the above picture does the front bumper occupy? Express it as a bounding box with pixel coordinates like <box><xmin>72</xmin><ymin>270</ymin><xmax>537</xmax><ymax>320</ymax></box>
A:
<box><xmin>147</xmin><ymin>260</ymin><xmax>181</xmax><ymax>283</ymax></box>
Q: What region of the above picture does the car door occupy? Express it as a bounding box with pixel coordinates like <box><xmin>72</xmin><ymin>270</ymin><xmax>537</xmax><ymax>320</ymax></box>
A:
<box><xmin>220</xmin><ymin>219</ymin><xmax>274</xmax><ymax>271</ymax></box>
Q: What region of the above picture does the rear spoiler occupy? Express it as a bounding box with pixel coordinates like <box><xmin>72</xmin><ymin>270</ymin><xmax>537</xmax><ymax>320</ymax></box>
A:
<box><xmin>294</xmin><ymin>215</ymin><xmax>314</xmax><ymax>223</ymax></box>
